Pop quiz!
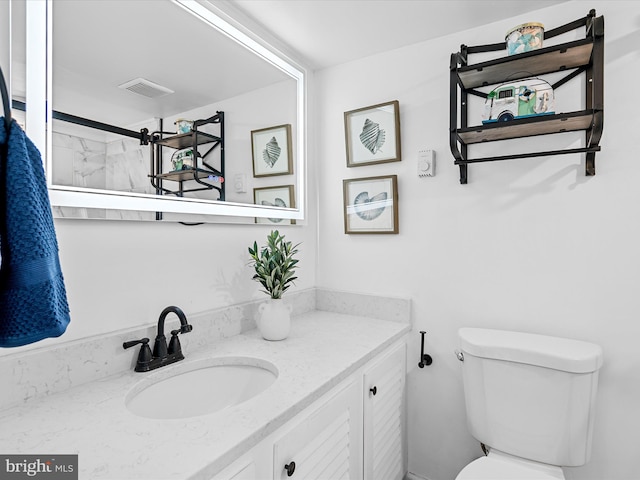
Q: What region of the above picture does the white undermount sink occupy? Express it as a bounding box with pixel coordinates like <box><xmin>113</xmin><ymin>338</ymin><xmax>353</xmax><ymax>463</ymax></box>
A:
<box><xmin>125</xmin><ymin>358</ymin><xmax>278</xmax><ymax>419</ymax></box>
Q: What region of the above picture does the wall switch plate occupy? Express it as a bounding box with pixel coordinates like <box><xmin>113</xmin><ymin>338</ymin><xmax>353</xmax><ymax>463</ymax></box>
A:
<box><xmin>418</xmin><ymin>149</ymin><xmax>435</xmax><ymax>177</ymax></box>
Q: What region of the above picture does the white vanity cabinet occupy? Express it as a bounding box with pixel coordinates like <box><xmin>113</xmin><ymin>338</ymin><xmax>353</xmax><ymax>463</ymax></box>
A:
<box><xmin>210</xmin><ymin>339</ymin><xmax>407</xmax><ymax>480</ymax></box>
<box><xmin>0</xmin><ymin>308</ymin><xmax>411</xmax><ymax>480</ymax></box>
<box><xmin>363</xmin><ymin>342</ymin><xmax>406</xmax><ymax>480</ymax></box>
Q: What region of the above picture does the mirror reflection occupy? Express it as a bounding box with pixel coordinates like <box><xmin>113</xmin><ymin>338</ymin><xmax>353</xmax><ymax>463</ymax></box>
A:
<box><xmin>45</xmin><ymin>0</ymin><xmax>302</xmax><ymax>223</ymax></box>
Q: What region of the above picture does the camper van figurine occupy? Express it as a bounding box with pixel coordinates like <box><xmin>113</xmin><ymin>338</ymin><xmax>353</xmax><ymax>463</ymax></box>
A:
<box><xmin>482</xmin><ymin>78</ymin><xmax>554</xmax><ymax>124</ymax></box>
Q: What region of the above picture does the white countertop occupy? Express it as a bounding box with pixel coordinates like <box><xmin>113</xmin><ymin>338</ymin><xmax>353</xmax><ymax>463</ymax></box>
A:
<box><xmin>0</xmin><ymin>310</ymin><xmax>409</xmax><ymax>480</ymax></box>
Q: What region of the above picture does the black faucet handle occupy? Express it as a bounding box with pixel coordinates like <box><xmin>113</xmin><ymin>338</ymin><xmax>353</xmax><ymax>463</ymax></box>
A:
<box><xmin>123</xmin><ymin>337</ymin><xmax>150</xmax><ymax>349</ymax></box>
<box><xmin>168</xmin><ymin>330</ymin><xmax>182</xmax><ymax>355</ymax></box>
<box><xmin>123</xmin><ymin>338</ymin><xmax>153</xmax><ymax>371</ymax></box>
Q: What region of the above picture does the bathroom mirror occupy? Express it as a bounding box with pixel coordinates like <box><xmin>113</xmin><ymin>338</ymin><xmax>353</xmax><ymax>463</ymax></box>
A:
<box><xmin>19</xmin><ymin>0</ymin><xmax>306</xmax><ymax>223</ymax></box>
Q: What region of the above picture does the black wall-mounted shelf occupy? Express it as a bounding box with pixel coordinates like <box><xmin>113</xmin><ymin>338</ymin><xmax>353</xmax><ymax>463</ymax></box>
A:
<box><xmin>449</xmin><ymin>9</ymin><xmax>604</xmax><ymax>184</ymax></box>
<box><xmin>149</xmin><ymin>111</ymin><xmax>225</xmax><ymax>199</ymax></box>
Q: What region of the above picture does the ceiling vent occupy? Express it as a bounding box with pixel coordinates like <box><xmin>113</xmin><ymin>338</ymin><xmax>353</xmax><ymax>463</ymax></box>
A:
<box><xmin>118</xmin><ymin>78</ymin><xmax>174</xmax><ymax>98</ymax></box>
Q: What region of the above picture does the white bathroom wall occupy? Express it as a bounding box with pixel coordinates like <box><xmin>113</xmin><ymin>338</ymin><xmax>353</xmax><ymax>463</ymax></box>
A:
<box><xmin>0</xmin><ymin>218</ymin><xmax>317</xmax><ymax>357</ymax></box>
<box><xmin>59</xmin><ymin>220</ymin><xmax>317</xmax><ymax>328</ymax></box>
<box><xmin>0</xmin><ymin>84</ymin><xmax>317</xmax><ymax>357</ymax></box>
<box><xmin>315</xmin><ymin>2</ymin><xmax>639</xmax><ymax>479</ymax></box>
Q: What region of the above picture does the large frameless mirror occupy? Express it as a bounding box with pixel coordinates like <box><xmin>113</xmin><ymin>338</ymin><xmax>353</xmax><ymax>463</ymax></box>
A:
<box><xmin>14</xmin><ymin>0</ymin><xmax>306</xmax><ymax>223</ymax></box>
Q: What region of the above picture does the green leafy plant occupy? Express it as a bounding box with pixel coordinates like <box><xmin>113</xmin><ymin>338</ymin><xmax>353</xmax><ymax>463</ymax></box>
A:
<box><xmin>248</xmin><ymin>230</ymin><xmax>300</xmax><ymax>299</ymax></box>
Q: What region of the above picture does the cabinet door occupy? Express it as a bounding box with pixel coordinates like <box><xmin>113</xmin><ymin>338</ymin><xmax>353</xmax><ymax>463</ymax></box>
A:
<box><xmin>273</xmin><ymin>379</ymin><xmax>362</xmax><ymax>480</ymax></box>
<box><xmin>363</xmin><ymin>342</ymin><xmax>406</xmax><ymax>480</ymax></box>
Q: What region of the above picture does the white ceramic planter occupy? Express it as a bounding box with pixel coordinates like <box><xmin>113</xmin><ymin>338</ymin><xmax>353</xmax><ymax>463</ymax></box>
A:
<box><xmin>257</xmin><ymin>299</ymin><xmax>292</xmax><ymax>341</ymax></box>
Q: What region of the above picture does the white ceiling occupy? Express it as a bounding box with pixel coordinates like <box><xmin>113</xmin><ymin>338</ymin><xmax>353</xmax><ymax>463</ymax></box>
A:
<box><xmin>227</xmin><ymin>0</ymin><xmax>570</xmax><ymax>71</ymax></box>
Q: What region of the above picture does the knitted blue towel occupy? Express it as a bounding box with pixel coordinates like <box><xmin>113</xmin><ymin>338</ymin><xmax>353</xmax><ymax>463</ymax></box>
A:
<box><xmin>0</xmin><ymin>118</ymin><xmax>70</xmax><ymax>347</ymax></box>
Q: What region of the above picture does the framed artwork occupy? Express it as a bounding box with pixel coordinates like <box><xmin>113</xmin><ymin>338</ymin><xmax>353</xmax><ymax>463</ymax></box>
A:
<box><xmin>253</xmin><ymin>185</ymin><xmax>296</xmax><ymax>225</ymax></box>
<box><xmin>343</xmin><ymin>175</ymin><xmax>398</xmax><ymax>234</ymax></box>
<box><xmin>251</xmin><ymin>124</ymin><xmax>293</xmax><ymax>177</ymax></box>
<box><xmin>344</xmin><ymin>100</ymin><xmax>401</xmax><ymax>167</ymax></box>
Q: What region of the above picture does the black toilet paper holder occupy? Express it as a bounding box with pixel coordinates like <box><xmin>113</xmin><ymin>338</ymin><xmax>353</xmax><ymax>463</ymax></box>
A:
<box><xmin>418</xmin><ymin>330</ymin><xmax>433</xmax><ymax>368</ymax></box>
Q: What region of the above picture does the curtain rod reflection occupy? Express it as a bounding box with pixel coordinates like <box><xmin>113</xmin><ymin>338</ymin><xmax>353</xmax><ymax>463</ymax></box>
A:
<box><xmin>11</xmin><ymin>100</ymin><xmax>149</xmax><ymax>144</ymax></box>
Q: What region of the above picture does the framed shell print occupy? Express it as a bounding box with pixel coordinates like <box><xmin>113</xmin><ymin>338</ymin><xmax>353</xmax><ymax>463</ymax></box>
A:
<box><xmin>251</xmin><ymin>124</ymin><xmax>293</xmax><ymax>177</ymax></box>
<box><xmin>343</xmin><ymin>175</ymin><xmax>398</xmax><ymax>234</ymax></box>
<box><xmin>344</xmin><ymin>100</ymin><xmax>401</xmax><ymax>167</ymax></box>
<box><xmin>254</xmin><ymin>184</ymin><xmax>296</xmax><ymax>225</ymax></box>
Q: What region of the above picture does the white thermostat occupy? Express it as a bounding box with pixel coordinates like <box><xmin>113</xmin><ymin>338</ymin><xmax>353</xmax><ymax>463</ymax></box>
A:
<box><xmin>418</xmin><ymin>149</ymin><xmax>435</xmax><ymax>177</ymax></box>
<box><xmin>234</xmin><ymin>173</ymin><xmax>247</xmax><ymax>193</ymax></box>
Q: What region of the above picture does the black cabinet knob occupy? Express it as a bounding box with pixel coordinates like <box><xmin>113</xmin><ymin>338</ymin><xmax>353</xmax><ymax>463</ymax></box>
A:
<box><xmin>284</xmin><ymin>461</ymin><xmax>296</xmax><ymax>476</ymax></box>
<box><xmin>369</xmin><ymin>386</ymin><xmax>377</xmax><ymax>396</ymax></box>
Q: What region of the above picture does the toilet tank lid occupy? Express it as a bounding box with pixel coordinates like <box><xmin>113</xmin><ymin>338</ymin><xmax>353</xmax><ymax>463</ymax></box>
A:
<box><xmin>459</xmin><ymin>328</ymin><xmax>603</xmax><ymax>373</ymax></box>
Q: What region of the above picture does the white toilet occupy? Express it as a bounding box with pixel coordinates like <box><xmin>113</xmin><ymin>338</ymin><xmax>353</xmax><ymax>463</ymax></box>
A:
<box><xmin>455</xmin><ymin>328</ymin><xmax>603</xmax><ymax>480</ymax></box>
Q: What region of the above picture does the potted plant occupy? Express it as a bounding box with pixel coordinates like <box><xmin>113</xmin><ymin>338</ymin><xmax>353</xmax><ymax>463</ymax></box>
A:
<box><xmin>248</xmin><ymin>230</ymin><xmax>300</xmax><ymax>340</ymax></box>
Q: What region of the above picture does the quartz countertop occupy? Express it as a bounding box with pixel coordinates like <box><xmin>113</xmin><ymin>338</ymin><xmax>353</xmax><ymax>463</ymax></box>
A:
<box><xmin>0</xmin><ymin>310</ymin><xmax>409</xmax><ymax>480</ymax></box>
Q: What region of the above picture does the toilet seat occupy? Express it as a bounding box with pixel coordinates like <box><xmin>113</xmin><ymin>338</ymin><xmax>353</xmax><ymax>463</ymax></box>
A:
<box><xmin>455</xmin><ymin>451</ymin><xmax>565</xmax><ymax>480</ymax></box>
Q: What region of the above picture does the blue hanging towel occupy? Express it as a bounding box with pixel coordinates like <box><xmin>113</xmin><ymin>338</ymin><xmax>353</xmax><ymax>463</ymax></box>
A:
<box><xmin>0</xmin><ymin>118</ymin><xmax>70</xmax><ymax>347</ymax></box>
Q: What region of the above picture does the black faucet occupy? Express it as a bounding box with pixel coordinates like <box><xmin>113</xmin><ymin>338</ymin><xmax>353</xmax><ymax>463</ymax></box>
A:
<box><xmin>123</xmin><ymin>306</ymin><xmax>193</xmax><ymax>372</ymax></box>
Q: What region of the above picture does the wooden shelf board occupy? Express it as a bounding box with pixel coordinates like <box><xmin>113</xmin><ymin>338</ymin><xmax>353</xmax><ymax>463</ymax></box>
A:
<box><xmin>155</xmin><ymin>131</ymin><xmax>221</xmax><ymax>150</ymax></box>
<box><xmin>153</xmin><ymin>168</ymin><xmax>222</xmax><ymax>182</ymax></box>
<box><xmin>456</xmin><ymin>111</ymin><xmax>595</xmax><ymax>144</ymax></box>
<box><xmin>458</xmin><ymin>39</ymin><xmax>593</xmax><ymax>89</ymax></box>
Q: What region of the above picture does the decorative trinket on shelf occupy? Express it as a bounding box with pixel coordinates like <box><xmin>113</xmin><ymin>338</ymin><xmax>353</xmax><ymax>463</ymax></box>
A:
<box><xmin>505</xmin><ymin>22</ymin><xmax>544</xmax><ymax>56</ymax></box>
<box><xmin>174</xmin><ymin>118</ymin><xmax>193</xmax><ymax>134</ymax></box>
<box><xmin>482</xmin><ymin>78</ymin><xmax>554</xmax><ymax>124</ymax></box>
<box><xmin>171</xmin><ymin>148</ymin><xmax>196</xmax><ymax>171</ymax></box>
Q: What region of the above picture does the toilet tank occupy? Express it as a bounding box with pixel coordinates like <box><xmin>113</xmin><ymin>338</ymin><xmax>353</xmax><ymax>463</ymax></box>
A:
<box><xmin>458</xmin><ymin>328</ymin><xmax>603</xmax><ymax>467</ymax></box>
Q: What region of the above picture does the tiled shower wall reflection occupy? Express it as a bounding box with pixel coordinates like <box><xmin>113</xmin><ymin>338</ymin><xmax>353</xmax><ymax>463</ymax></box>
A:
<box><xmin>104</xmin><ymin>134</ymin><xmax>154</xmax><ymax>221</ymax></box>
<box><xmin>51</xmin><ymin>123</ymin><xmax>155</xmax><ymax>221</ymax></box>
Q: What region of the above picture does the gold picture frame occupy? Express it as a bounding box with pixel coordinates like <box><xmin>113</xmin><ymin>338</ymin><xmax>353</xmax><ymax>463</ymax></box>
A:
<box><xmin>343</xmin><ymin>175</ymin><xmax>398</xmax><ymax>234</ymax></box>
<box><xmin>253</xmin><ymin>184</ymin><xmax>296</xmax><ymax>225</ymax></box>
<box><xmin>251</xmin><ymin>124</ymin><xmax>293</xmax><ymax>177</ymax></box>
<box><xmin>344</xmin><ymin>100</ymin><xmax>401</xmax><ymax>167</ymax></box>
